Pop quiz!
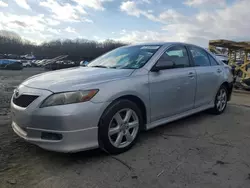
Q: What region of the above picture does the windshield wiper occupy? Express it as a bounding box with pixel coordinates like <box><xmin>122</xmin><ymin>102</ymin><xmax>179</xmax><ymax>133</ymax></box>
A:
<box><xmin>90</xmin><ymin>65</ymin><xmax>117</xmax><ymax>69</ymax></box>
<box><xmin>90</xmin><ymin>65</ymin><xmax>109</xmax><ymax>68</ymax></box>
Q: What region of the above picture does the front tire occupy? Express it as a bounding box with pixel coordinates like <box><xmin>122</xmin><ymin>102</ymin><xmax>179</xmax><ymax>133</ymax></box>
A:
<box><xmin>210</xmin><ymin>85</ymin><xmax>228</xmax><ymax>114</ymax></box>
<box><xmin>98</xmin><ymin>100</ymin><xmax>143</xmax><ymax>154</ymax></box>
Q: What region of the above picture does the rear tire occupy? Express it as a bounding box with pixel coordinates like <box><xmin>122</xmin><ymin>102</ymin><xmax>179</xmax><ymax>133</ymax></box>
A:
<box><xmin>210</xmin><ymin>85</ymin><xmax>228</xmax><ymax>115</ymax></box>
<box><xmin>98</xmin><ymin>99</ymin><xmax>143</xmax><ymax>154</ymax></box>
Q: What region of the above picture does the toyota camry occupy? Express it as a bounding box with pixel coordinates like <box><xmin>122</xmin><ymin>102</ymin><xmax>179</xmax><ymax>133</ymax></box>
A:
<box><xmin>11</xmin><ymin>42</ymin><xmax>233</xmax><ymax>154</ymax></box>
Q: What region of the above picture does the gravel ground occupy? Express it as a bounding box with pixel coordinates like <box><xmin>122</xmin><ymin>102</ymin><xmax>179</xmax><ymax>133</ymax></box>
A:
<box><xmin>1</xmin><ymin>68</ymin><xmax>250</xmax><ymax>188</ymax></box>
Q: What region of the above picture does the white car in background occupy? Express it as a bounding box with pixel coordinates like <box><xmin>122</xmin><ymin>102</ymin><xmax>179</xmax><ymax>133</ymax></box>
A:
<box><xmin>205</xmin><ymin>48</ymin><xmax>229</xmax><ymax>65</ymax></box>
<box><xmin>22</xmin><ymin>61</ymin><xmax>32</xmax><ymax>67</ymax></box>
<box><xmin>215</xmin><ymin>54</ymin><xmax>229</xmax><ymax>65</ymax></box>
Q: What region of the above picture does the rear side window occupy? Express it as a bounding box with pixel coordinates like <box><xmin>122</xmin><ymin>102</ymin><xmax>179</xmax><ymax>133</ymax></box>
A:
<box><xmin>208</xmin><ymin>54</ymin><xmax>219</xmax><ymax>66</ymax></box>
<box><xmin>189</xmin><ymin>46</ymin><xmax>210</xmax><ymax>67</ymax></box>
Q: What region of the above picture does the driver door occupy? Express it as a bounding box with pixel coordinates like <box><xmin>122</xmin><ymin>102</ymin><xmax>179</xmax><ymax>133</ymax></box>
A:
<box><xmin>149</xmin><ymin>45</ymin><xmax>196</xmax><ymax>122</ymax></box>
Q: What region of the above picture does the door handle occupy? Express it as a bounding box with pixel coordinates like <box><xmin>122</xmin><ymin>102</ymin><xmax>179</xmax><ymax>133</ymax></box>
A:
<box><xmin>217</xmin><ymin>69</ymin><xmax>222</xmax><ymax>73</ymax></box>
<box><xmin>188</xmin><ymin>72</ymin><xmax>195</xmax><ymax>78</ymax></box>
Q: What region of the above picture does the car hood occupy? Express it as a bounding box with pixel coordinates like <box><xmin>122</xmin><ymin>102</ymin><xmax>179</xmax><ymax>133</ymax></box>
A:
<box><xmin>22</xmin><ymin>67</ymin><xmax>134</xmax><ymax>92</ymax></box>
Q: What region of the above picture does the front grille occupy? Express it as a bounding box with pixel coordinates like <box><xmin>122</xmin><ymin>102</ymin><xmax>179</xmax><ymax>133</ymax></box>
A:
<box><xmin>13</xmin><ymin>94</ymin><xmax>39</xmax><ymax>107</ymax></box>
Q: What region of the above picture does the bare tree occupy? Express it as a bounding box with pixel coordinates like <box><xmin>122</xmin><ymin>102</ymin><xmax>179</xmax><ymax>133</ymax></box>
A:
<box><xmin>0</xmin><ymin>30</ymin><xmax>127</xmax><ymax>61</ymax></box>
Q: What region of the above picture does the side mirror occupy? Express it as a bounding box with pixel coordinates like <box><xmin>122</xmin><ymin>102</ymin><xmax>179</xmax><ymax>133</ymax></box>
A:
<box><xmin>151</xmin><ymin>59</ymin><xmax>174</xmax><ymax>72</ymax></box>
<box><xmin>80</xmin><ymin>61</ymin><xmax>89</xmax><ymax>67</ymax></box>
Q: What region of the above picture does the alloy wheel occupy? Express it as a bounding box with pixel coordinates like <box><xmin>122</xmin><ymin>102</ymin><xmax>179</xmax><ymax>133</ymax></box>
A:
<box><xmin>108</xmin><ymin>108</ymin><xmax>139</xmax><ymax>148</ymax></box>
<box><xmin>216</xmin><ymin>88</ymin><xmax>227</xmax><ymax>112</ymax></box>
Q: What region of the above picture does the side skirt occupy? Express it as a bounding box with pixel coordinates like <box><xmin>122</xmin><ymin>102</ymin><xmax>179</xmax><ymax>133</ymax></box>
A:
<box><xmin>146</xmin><ymin>103</ymin><xmax>214</xmax><ymax>130</ymax></box>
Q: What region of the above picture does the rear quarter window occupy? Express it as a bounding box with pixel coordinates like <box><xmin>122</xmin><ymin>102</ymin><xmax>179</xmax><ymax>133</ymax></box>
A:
<box><xmin>208</xmin><ymin>53</ymin><xmax>219</xmax><ymax>66</ymax></box>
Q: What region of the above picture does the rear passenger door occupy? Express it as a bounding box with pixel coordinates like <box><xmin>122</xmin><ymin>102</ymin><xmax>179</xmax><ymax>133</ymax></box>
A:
<box><xmin>187</xmin><ymin>45</ymin><xmax>223</xmax><ymax>108</ymax></box>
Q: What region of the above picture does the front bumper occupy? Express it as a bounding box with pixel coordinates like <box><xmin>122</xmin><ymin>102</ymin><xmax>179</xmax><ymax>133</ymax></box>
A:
<box><xmin>12</xmin><ymin>121</ymin><xmax>99</xmax><ymax>152</ymax></box>
<box><xmin>11</xmin><ymin>85</ymin><xmax>110</xmax><ymax>152</ymax></box>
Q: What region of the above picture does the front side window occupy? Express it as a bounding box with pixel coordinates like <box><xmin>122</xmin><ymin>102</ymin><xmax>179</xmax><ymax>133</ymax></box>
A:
<box><xmin>157</xmin><ymin>45</ymin><xmax>190</xmax><ymax>69</ymax></box>
<box><xmin>87</xmin><ymin>45</ymin><xmax>161</xmax><ymax>69</ymax></box>
<box><xmin>189</xmin><ymin>46</ymin><xmax>210</xmax><ymax>67</ymax></box>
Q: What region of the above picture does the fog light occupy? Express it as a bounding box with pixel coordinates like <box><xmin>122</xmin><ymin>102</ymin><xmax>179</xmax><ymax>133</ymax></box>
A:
<box><xmin>41</xmin><ymin>132</ymin><xmax>62</xmax><ymax>141</ymax></box>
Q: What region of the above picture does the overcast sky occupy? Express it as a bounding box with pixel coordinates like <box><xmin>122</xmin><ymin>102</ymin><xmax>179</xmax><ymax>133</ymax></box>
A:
<box><xmin>0</xmin><ymin>0</ymin><xmax>249</xmax><ymax>46</ymax></box>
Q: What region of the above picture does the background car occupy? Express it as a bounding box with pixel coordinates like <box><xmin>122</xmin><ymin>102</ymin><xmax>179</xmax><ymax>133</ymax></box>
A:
<box><xmin>215</xmin><ymin>54</ymin><xmax>229</xmax><ymax>65</ymax></box>
<box><xmin>22</xmin><ymin>60</ymin><xmax>32</xmax><ymax>67</ymax></box>
<box><xmin>0</xmin><ymin>59</ymin><xmax>23</xmax><ymax>70</ymax></box>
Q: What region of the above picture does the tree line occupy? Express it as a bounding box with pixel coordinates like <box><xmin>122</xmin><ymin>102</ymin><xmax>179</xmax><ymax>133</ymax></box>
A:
<box><xmin>0</xmin><ymin>31</ymin><xmax>127</xmax><ymax>61</ymax></box>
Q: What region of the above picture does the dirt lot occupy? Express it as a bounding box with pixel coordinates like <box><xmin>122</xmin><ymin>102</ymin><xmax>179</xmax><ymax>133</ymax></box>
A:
<box><xmin>1</xmin><ymin>68</ymin><xmax>250</xmax><ymax>188</ymax></box>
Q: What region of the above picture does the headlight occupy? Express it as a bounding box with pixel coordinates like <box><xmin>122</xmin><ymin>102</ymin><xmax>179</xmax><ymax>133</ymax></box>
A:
<box><xmin>40</xmin><ymin>89</ymin><xmax>99</xmax><ymax>108</ymax></box>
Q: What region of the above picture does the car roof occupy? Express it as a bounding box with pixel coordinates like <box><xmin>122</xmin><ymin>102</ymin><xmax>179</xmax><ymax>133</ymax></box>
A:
<box><xmin>129</xmin><ymin>42</ymin><xmax>205</xmax><ymax>49</ymax></box>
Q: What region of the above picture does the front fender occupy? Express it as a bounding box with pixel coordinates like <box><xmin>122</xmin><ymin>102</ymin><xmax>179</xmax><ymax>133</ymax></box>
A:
<box><xmin>90</xmin><ymin>75</ymin><xmax>151</xmax><ymax>121</ymax></box>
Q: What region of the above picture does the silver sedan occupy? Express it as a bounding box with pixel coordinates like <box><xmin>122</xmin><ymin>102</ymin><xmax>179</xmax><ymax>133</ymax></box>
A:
<box><xmin>11</xmin><ymin>42</ymin><xmax>233</xmax><ymax>154</ymax></box>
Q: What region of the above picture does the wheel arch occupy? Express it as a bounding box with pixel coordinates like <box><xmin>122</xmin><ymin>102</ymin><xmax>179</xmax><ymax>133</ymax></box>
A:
<box><xmin>221</xmin><ymin>81</ymin><xmax>233</xmax><ymax>101</ymax></box>
<box><xmin>98</xmin><ymin>94</ymin><xmax>148</xmax><ymax>130</ymax></box>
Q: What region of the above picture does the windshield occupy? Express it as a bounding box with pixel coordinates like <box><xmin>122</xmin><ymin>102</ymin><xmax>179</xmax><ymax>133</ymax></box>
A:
<box><xmin>87</xmin><ymin>45</ymin><xmax>161</xmax><ymax>69</ymax></box>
